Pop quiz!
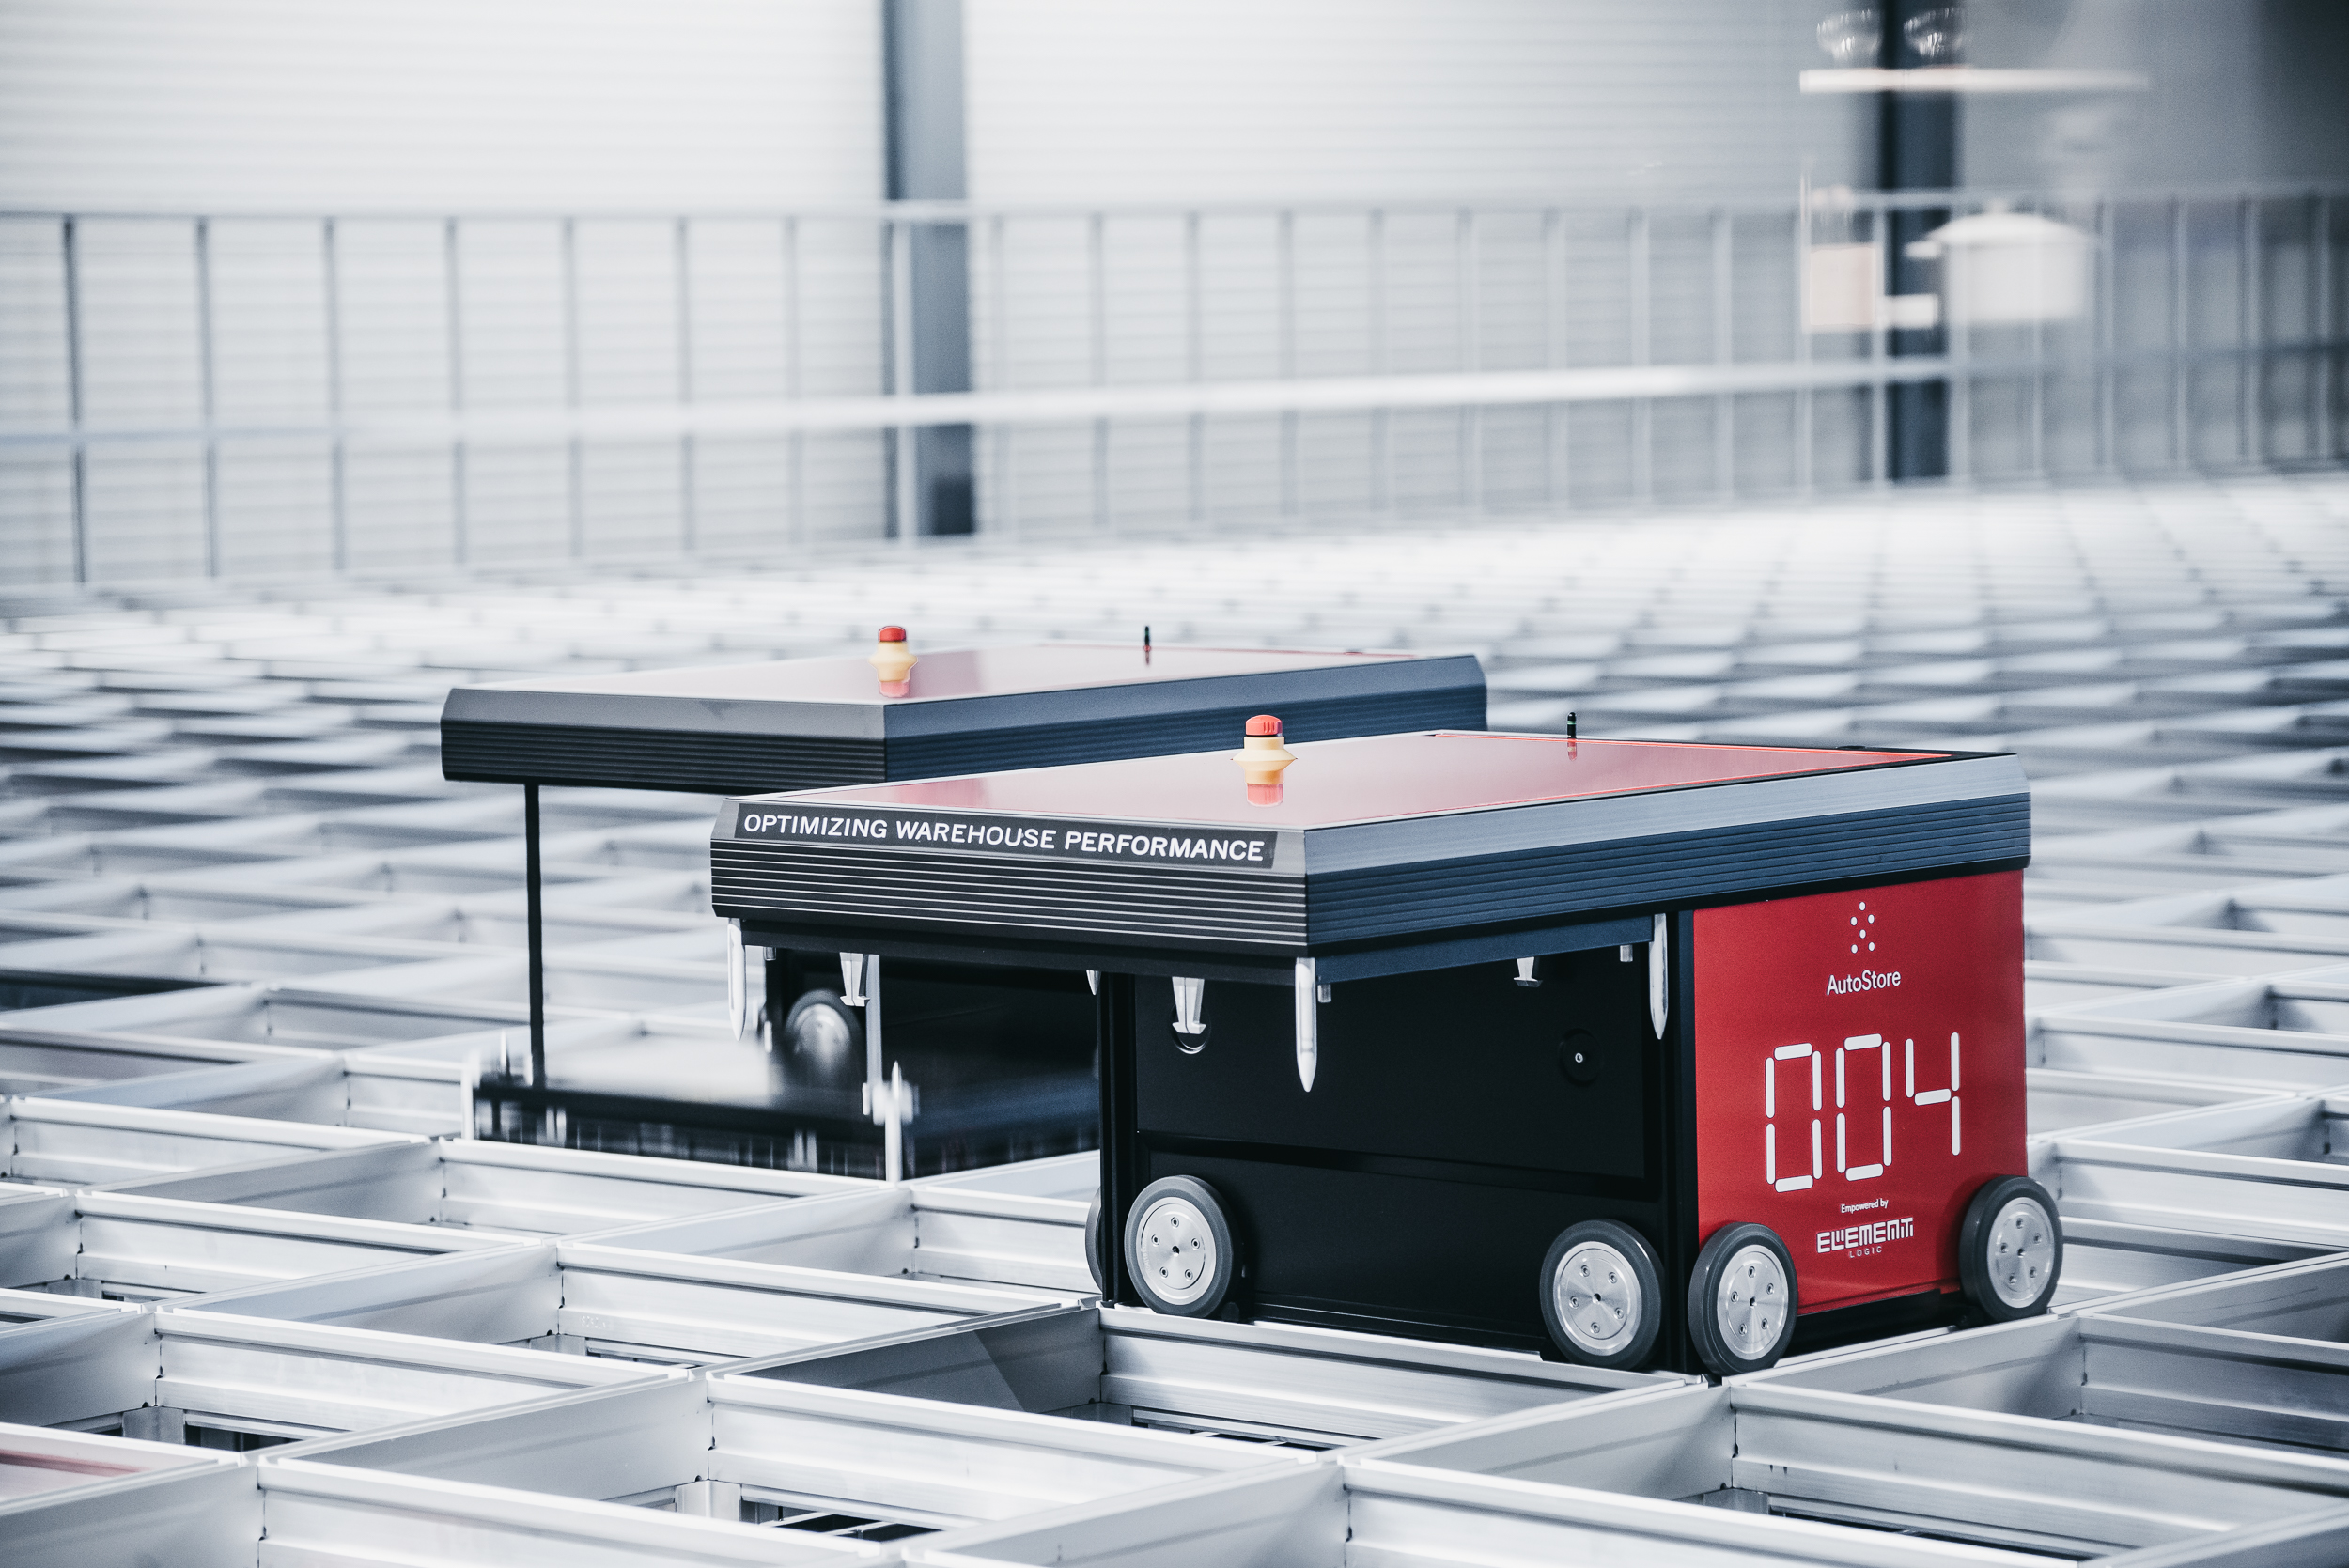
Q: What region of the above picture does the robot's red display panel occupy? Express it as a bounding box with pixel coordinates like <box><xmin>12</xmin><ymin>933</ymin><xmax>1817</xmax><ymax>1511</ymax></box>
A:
<box><xmin>1692</xmin><ymin>871</ymin><xmax>2025</xmax><ymax>1316</ymax></box>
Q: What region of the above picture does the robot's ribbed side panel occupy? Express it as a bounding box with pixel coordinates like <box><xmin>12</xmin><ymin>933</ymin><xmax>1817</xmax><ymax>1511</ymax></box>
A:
<box><xmin>441</xmin><ymin>721</ymin><xmax>887</xmax><ymax>792</ymax></box>
<box><xmin>1303</xmin><ymin>794</ymin><xmax>2031</xmax><ymax>945</ymax></box>
<box><xmin>883</xmin><ymin>688</ymin><xmax>1485</xmax><ymax>780</ymax></box>
<box><xmin>711</xmin><ymin>840</ymin><xmax>1309</xmax><ymax>949</ymax></box>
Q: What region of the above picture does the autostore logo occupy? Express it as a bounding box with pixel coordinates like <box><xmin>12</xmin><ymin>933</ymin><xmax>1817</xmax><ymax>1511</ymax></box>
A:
<box><xmin>1827</xmin><ymin>895</ymin><xmax>1900</xmax><ymax>996</ymax></box>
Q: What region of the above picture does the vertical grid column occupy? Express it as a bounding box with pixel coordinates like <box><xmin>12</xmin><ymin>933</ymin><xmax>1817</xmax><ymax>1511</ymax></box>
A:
<box><xmin>2240</xmin><ymin>195</ymin><xmax>2262</xmax><ymax>465</ymax></box>
<box><xmin>1369</xmin><ymin>207</ymin><xmax>1392</xmax><ymax>514</ymax></box>
<box><xmin>1712</xmin><ymin>208</ymin><xmax>1735</xmax><ymax>500</ymax></box>
<box><xmin>781</xmin><ymin>216</ymin><xmax>804</xmax><ymax>548</ymax></box>
<box><xmin>194</xmin><ymin>217</ymin><xmax>220</xmax><ymax>575</ymax></box>
<box><xmin>2028</xmin><ymin>197</ymin><xmax>2046</xmax><ymax>479</ymax></box>
<box><xmin>2096</xmin><ymin>198</ymin><xmax>2117</xmax><ymax>472</ymax></box>
<box><xmin>1629</xmin><ymin>207</ymin><xmax>1652</xmax><ymax>504</ymax></box>
<box><xmin>989</xmin><ymin>212</ymin><xmax>1014</xmax><ymax>537</ymax></box>
<box><xmin>1948</xmin><ymin>195</ymin><xmax>1971</xmax><ymax>483</ymax></box>
<box><xmin>1457</xmin><ymin>208</ymin><xmax>1482</xmax><ymax>513</ymax></box>
<box><xmin>2170</xmin><ymin>195</ymin><xmax>2190</xmax><ymax>468</ymax></box>
<box><xmin>61</xmin><ymin>218</ymin><xmax>87</xmax><ymax>582</ymax></box>
<box><xmin>322</xmin><ymin>218</ymin><xmax>349</xmax><ymax>571</ymax></box>
<box><xmin>1088</xmin><ymin>210</ymin><xmax>1107</xmax><ymax>531</ymax></box>
<box><xmin>443</xmin><ymin>216</ymin><xmax>468</xmax><ymax>565</ymax></box>
<box><xmin>1278</xmin><ymin>207</ymin><xmax>1298</xmax><ymax>516</ymax></box>
<box><xmin>562</xmin><ymin>218</ymin><xmax>584</xmax><ymax>559</ymax></box>
<box><xmin>674</xmin><ymin>217</ymin><xmax>697</xmax><ymax>553</ymax></box>
<box><xmin>1184</xmin><ymin>209</ymin><xmax>1204</xmax><ymax>527</ymax></box>
<box><xmin>1793</xmin><ymin>203</ymin><xmax>1814</xmax><ymax>494</ymax></box>
<box><xmin>2318</xmin><ymin>195</ymin><xmax>2336</xmax><ymax>463</ymax></box>
<box><xmin>1867</xmin><ymin>198</ymin><xmax>1890</xmax><ymax>487</ymax></box>
<box><xmin>889</xmin><ymin>217</ymin><xmax>918</xmax><ymax>548</ymax></box>
<box><xmin>1544</xmin><ymin>206</ymin><xmax>1567</xmax><ymax>511</ymax></box>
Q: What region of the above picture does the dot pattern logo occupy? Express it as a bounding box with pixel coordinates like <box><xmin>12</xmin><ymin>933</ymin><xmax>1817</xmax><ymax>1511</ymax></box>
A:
<box><xmin>1848</xmin><ymin>900</ymin><xmax>1877</xmax><ymax>957</ymax></box>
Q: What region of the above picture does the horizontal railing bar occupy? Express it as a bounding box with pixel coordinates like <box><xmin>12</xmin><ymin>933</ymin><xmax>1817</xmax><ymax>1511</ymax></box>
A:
<box><xmin>7</xmin><ymin>339</ymin><xmax>2336</xmax><ymax>453</ymax></box>
<box><xmin>3</xmin><ymin>184</ymin><xmax>2345</xmax><ymax>227</ymax></box>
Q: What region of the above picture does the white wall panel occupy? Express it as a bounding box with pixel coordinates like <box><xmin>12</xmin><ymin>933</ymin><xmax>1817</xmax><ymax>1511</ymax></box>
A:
<box><xmin>961</xmin><ymin>0</ymin><xmax>1873</xmax><ymax>534</ymax></box>
<box><xmin>0</xmin><ymin>0</ymin><xmax>891</xmax><ymax>577</ymax></box>
<box><xmin>0</xmin><ymin>0</ymin><xmax>882</xmax><ymax>212</ymax></box>
<box><xmin>963</xmin><ymin>0</ymin><xmax>1869</xmax><ymax>205</ymax></box>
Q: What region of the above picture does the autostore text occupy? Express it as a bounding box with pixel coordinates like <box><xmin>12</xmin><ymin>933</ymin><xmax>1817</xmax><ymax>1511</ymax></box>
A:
<box><xmin>1826</xmin><ymin>969</ymin><xmax>1901</xmax><ymax>996</ymax></box>
<box><xmin>1817</xmin><ymin>1216</ymin><xmax>1915</xmax><ymax>1254</ymax></box>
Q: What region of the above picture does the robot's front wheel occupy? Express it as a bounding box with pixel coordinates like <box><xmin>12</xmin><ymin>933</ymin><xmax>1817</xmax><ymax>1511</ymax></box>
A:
<box><xmin>1687</xmin><ymin>1222</ymin><xmax>1798</xmax><ymax>1376</ymax></box>
<box><xmin>1958</xmin><ymin>1175</ymin><xmax>2063</xmax><ymax>1323</ymax></box>
<box><xmin>1537</xmin><ymin>1220</ymin><xmax>1665</xmax><ymax>1369</ymax></box>
<box><xmin>779</xmin><ymin>989</ymin><xmax>863</xmax><ymax>1084</ymax></box>
<box><xmin>1122</xmin><ymin>1175</ymin><xmax>1239</xmax><ymax>1317</ymax></box>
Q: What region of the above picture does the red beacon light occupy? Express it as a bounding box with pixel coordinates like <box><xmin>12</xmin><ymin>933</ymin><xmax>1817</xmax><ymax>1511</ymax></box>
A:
<box><xmin>1235</xmin><ymin>714</ymin><xmax>1297</xmax><ymax>805</ymax></box>
<box><xmin>868</xmin><ymin>625</ymin><xmax>917</xmax><ymax>695</ymax></box>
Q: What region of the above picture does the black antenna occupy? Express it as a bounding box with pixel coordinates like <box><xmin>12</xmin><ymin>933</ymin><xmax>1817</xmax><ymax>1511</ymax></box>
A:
<box><xmin>1567</xmin><ymin>711</ymin><xmax>1577</xmax><ymax>739</ymax></box>
<box><xmin>1143</xmin><ymin>626</ymin><xmax>1152</xmax><ymax>661</ymax></box>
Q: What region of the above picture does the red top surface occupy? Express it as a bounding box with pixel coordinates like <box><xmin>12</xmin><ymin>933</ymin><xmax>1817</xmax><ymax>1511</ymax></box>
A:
<box><xmin>488</xmin><ymin>644</ymin><xmax>1415</xmax><ymax>704</ymax></box>
<box><xmin>877</xmin><ymin>625</ymin><xmax>907</xmax><ymax>642</ymax></box>
<box><xmin>1245</xmin><ymin>714</ymin><xmax>1283</xmax><ymax>736</ymax></box>
<box><xmin>790</xmin><ymin>733</ymin><xmax>1942</xmax><ymax>828</ymax></box>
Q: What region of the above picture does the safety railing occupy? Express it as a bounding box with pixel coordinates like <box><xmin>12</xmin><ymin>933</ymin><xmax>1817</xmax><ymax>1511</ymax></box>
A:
<box><xmin>0</xmin><ymin>184</ymin><xmax>2340</xmax><ymax>582</ymax></box>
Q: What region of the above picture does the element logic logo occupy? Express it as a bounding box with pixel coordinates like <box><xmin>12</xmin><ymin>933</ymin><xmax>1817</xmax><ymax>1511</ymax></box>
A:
<box><xmin>1817</xmin><ymin>1215</ymin><xmax>1915</xmax><ymax>1254</ymax></box>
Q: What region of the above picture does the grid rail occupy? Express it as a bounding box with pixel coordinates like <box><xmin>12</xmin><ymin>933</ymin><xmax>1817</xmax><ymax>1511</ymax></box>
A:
<box><xmin>5</xmin><ymin>471</ymin><xmax>2349</xmax><ymax>1565</ymax></box>
<box><xmin>2</xmin><ymin>186</ymin><xmax>2341</xmax><ymax>582</ymax></box>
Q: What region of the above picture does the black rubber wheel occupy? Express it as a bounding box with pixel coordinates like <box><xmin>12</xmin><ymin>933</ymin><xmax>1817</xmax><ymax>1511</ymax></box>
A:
<box><xmin>1958</xmin><ymin>1175</ymin><xmax>2062</xmax><ymax>1322</ymax></box>
<box><xmin>1084</xmin><ymin>1190</ymin><xmax>1107</xmax><ymax>1295</ymax></box>
<box><xmin>1538</xmin><ymin>1219</ymin><xmax>1664</xmax><ymax>1369</ymax></box>
<box><xmin>1687</xmin><ymin>1222</ymin><xmax>1798</xmax><ymax>1376</ymax></box>
<box><xmin>1122</xmin><ymin>1175</ymin><xmax>1238</xmax><ymax>1316</ymax></box>
<box><xmin>780</xmin><ymin>989</ymin><xmax>863</xmax><ymax>1089</ymax></box>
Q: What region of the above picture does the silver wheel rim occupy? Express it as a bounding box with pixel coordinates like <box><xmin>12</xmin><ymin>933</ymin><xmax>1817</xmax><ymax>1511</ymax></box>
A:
<box><xmin>789</xmin><ymin>1003</ymin><xmax>855</xmax><ymax>1067</ymax></box>
<box><xmin>1715</xmin><ymin>1242</ymin><xmax>1790</xmax><ymax>1361</ymax></box>
<box><xmin>1135</xmin><ymin>1195</ymin><xmax>1218</xmax><ymax>1307</ymax></box>
<box><xmin>1985</xmin><ymin>1195</ymin><xmax>2057</xmax><ymax>1309</ymax></box>
<box><xmin>1552</xmin><ymin>1240</ymin><xmax>1644</xmax><ymax>1358</ymax></box>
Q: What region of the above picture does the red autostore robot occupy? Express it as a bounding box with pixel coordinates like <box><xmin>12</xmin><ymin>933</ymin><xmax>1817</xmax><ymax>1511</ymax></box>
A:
<box><xmin>710</xmin><ymin>722</ymin><xmax>2053</xmax><ymax>1374</ymax></box>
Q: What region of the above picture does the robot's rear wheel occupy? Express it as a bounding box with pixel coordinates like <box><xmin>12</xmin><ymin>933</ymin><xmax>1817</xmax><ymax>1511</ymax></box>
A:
<box><xmin>1688</xmin><ymin>1222</ymin><xmax>1798</xmax><ymax>1375</ymax></box>
<box><xmin>1122</xmin><ymin>1175</ymin><xmax>1239</xmax><ymax>1316</ymax></box>
<box><xmin>1537</xmin><ymin>1219</ymin><xmax>1665</xmax><ymax>1369</ymax></box>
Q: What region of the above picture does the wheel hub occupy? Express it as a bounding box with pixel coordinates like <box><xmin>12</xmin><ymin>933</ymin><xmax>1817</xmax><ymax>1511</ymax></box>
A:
<box><xmin>789</xmin><ymin>1003</ymin><xmax>854</xmax><ymax>1066</ymax></box>
<box><xmin>1985</xmin><ymin>1195</ymin><xmax>2056</xmax><ymax>1309</ymax></box>
<box><xmin>1553</xmin><ymin>1240</ymin><xmax>1643</xmax><ymax>1358</ymax></box>
<box><xmin>1135</xmin><ymin>1194</ymin><xmax>1217</xmax><ymax>1307</ymax></box>
<box><xmin>1716</xmin><ymin>1243</ymin><xmax>1788</xmax><ymax>1359</ymax></box>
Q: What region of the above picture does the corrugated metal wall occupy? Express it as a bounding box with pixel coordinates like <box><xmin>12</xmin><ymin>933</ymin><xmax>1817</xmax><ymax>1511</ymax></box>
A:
<box><xmin>962</xmin><ymin>0</ymin><xmax>1867</xmax><ymax>205</ymax></box>
<box><xmin>958</xmin><ymin>0</ymin><xmax>1875</xmax><ymax>535</ymax></box>
<box><xmin>0</xmin><ymin>0</ymin><xmax>890</xmax><ymax>580</ymax></box>
<box><xmin>0</xmin><ymin>0</ymin><xmax>882</xmax><ymax>212</ymax></box>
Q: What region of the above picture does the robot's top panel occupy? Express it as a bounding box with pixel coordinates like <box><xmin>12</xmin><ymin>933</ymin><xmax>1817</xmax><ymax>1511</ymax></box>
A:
<box><xmin>786</xmin><ymin>733</ymin><xmax>1942</xmax><ymax>830</ymax></box>
<box><xmin>715</xmin><ymin>732</ymin><xmax>2026</xmax><ymax>955</ymax></box>
<box><xmin>451</xmin><ymin>644</ymin><xmax>1423</xmax><ymax>707</ymax></box>
<box><xmin>441</xmin><ymin>644</ymin><xmax>1485</xmax><ymax>794</ymax></box>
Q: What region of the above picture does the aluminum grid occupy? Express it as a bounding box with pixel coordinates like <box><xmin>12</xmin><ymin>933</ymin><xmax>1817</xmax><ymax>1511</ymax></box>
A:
<box><xmin>9</xmin><ymin>469</ymin><xmax>2349</xmax><ymax>1564</ymax></box>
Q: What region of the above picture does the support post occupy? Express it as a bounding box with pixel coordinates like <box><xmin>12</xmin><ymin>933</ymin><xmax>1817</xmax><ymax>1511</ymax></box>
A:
<box><xmin>523</xmin><ymin>784</ymin><xmax>546</xmax><ymax>1088</ymax></box>
<box><xmin>62</xmin><ymin>217</ymin><xmax>88</xmax><ymax>583</ymax></box>
<box><xmin>882</xmin><ymin>0</ymin><xmax>974</xmax><ymax>536</ymax></box>
<box><xmin>1880</xmin><ymin>0</ymin><xmax>1958</xmax><ymax>480</ymax></box>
